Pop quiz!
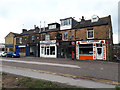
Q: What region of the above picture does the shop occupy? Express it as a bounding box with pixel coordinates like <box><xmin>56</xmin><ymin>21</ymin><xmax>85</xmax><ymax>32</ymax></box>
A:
<box><xmin>76</xmin><ymin>40</ymin><xmax>106</xmax><ymax>60</ymax></box>
<box><xmin>40</xmin><ymin>40</ymin><xmax>57</xmax><ymax>58</ymax></box>
<box><xmin>26</xmin><ymin>43</ymin><xmax>40</xmax><ymax>57</ymax></box>
<box><xmin>57</xmin><ymin>41</ymin><xmax>76</xmax><ymax>59</ymax></box>
<box><xmin>15</xmin><ymin>45</ymin><xmax>27</xmax><ymax>56</ymax></box>
<box><xmin>5</xmin><ymin>44</ymin><xmax>14</xmax><ymax>52</ymax></box>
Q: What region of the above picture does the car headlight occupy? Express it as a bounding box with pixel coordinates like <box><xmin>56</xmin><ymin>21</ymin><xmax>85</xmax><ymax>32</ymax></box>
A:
<box><xmin>13</xmin><ymin>54</ymin><xmax>16</xmax><ymax>56</ymax></box>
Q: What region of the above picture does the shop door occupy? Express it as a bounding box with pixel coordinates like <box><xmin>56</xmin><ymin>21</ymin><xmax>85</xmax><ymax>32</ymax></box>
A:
<box><xmin>41</xmin><ymin>46</ymin><xmax>45</xmax><ymax>57</ymax></box>
<box><xmin>96</xmin><ymin>47</ymin><xmax>103</xmax><ymax>59</ymax></box>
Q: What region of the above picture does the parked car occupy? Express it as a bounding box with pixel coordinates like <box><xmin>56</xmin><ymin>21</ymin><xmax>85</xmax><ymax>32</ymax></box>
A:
<box><xmin>1</xmin><ymin>51</ymin><xmax>7</xmax><ymax>57</ymax></box>
<box><xmin>6</xmin><ymin>51</ymin><xmax>20</xmax><ymax>58</ymax></box>
<box><xmin>0</xmin><ymin>51</ymin><xmax>5</xmax><ymax>57</ymax></box>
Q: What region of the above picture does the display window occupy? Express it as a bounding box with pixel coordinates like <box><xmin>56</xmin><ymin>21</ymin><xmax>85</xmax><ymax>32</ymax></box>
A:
<box><xmin>40</xmin><ymin>44</ymin><xmax>56</xmax><ymax>58</ymax></box>
<box><xmin>79</xmin><ymin>44</ymin><xmax>93</xmax><ymax>55</ymax></box>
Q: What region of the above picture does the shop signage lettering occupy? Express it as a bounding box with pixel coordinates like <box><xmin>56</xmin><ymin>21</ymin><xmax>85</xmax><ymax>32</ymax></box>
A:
<box><xmin>80</xmin><ymin>40</ymin><xmax>105</xmax><ymax>44</ymax></box>
<box><xmin>19</xmin><ymin>45</ymin><xmax>26</xmax><ymax>48</ymax></box>
<box><xmin>40</xmin><ymin>40</ymin><xmax>56</xmax><ymax>44</ymax></box>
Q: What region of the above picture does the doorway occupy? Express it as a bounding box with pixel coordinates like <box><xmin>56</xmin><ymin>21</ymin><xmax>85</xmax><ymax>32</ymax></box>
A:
<box><xmin>96</xmin><ymin>47</ymin><xmax>103</xmax><ymax>59</ymax></box>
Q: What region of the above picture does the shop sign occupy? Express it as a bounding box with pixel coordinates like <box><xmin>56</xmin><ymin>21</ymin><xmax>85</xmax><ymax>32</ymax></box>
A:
<box><xmin>79</xmin><ymin>40</ymin><xmax>105</xmax><ymax>44</ymax></box>
<box><xmin>56</xmin><ymin>42</ymin><xmax>59</xmax><ymax>46</ymax></box>
<box><xmin>40</xmin><ymin>40</ymin><xmax>56</xmax><ymax>44</ymax></box>
<box><xmin>71</xmin><ymin>41</ymin><xmax>75</xmax><ymax>45</ymax></box>
<box><xmin>19</xmin><ymin>45</ymin><xmax>26</xmax><ymax>48</ymax></box>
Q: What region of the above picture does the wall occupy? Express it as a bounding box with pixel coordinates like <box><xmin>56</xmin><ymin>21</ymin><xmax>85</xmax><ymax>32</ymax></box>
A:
<box><xmin>5</xmin><ymin>32</ymin><xmax>14</xmax><ymax>44</ymax></box>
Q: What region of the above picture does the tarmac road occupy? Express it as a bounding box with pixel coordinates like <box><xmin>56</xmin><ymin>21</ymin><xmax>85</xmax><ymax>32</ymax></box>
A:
<box><xmin>0</xmin><ymin>57</ymin><xmax>119</xmax><ymax>84</ymax></box>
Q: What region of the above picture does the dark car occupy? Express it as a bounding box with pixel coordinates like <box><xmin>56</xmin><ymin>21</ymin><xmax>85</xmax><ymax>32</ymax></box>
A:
<box><xmin>6</xmin><ymin>51</ymin><xmax>20</xmax><ymax>58</ymax></box>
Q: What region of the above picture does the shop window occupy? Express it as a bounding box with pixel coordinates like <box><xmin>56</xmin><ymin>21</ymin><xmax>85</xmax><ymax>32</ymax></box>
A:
<box><xmin>79</xmin><ymin>44</ymin><xmax>93</xmax><ymax>55</ymax></box>
<box><xmin>50</xmin><ymin>46</ymin><xmax>55</xmax><ymax>55</ymax></box>
<box><xmin>47</xmin><ymin>48</ymin><xmax>49</xmax><ymax>55</ymax></box>
<box><xmin>45</xmin><ymin>47</ymin><xmax>46</xmax><ymax>55</ymax></box>
<box><xmin>46</xmin><ymin>34</ymin><xmax>50</xmax><ymax>41</ymax></box>
<box><xmin>87</xmin><ymin>30</ymin><xmax>94</xmax><ymax>39</ymax></box>
<box><xmin>63</xmin><ymin>32</ymin><xmax>68</xmax><ymax>41</ymax></box>
<box><xmin>19</xmin><ymin>37</ymin><xmax>22</xmax><ymax>44</ymax></box>
<box><xmin>19</xmin><ymin>48</ymin><xmax>25</xmax><ymax>53</ymax></box>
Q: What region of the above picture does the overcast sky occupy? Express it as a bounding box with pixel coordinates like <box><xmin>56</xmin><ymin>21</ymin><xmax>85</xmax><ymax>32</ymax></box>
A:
<box><xmin>0</xmin><ymin>0</ymin><xmax>119</xmax><ymax>44</ymax></box>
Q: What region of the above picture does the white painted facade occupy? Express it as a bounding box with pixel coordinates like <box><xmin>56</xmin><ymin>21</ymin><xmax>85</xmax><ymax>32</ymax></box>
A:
<box><xmin>40</xmin><ymin>40</ymin><xmax>57</xmax><ymax>58</ymax></box>
<box><xmin>60</xmin><ymin>19</ymin><xmax>72</xmax><ymax>30</ymax></box>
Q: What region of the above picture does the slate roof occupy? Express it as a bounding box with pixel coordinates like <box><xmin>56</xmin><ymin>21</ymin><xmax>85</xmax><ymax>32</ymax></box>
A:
<box><xmin>17</xmin><ymin>15</ymin><xmax>111</xmax><ymax>36</ymax></box>
<box><xmin>74</xmin><ymin>15</ymin><xmax>111</xmax><ymax>29</ymax></box>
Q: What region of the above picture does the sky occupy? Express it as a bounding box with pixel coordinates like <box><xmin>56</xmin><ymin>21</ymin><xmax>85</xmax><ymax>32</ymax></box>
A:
<box><xmin>0</xmin><ymin>0</ymin><xmax>119</xmax><ymax>44</ymax></box>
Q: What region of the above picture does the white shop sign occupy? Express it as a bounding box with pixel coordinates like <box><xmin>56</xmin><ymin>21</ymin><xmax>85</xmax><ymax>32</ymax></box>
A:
<box><xmin>18</xmin><ymin>45</ymin><xmax>26</xmax><ymax>48</ymax></box>
<box><xmin>40</xmin><ymin>40</ymin><xmax>56</xmax><ymax>44</ymax></box>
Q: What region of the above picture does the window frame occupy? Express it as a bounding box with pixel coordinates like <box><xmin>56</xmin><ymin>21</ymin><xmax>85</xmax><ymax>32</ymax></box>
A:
<box><xmin>87</xmin><ymin>29</ymin><xmax>94</xmax><ymax>39</ymax></box>
<box><xmin>62</xmin><ymin>32</ymin><xmax>68</xmax><ymax>41</ymax></box>
<box><xmin>61</xmin><ymin>19</ymin><xmax>71</xmax><ymax>26</ymax></box>
<box><xmin>19</xmin><ymin>37</ymin><xmax>22</xmax><ymax>44</ymax></box>
<box><xmin>45</xmin><ymin>34</ymin><xmax>50</xmax><ymax>41</ymax></box>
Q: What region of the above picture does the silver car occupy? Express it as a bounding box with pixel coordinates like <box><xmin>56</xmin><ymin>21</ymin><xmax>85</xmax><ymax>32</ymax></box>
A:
<box><xmin>0</xmin><ymin>51</ymin><xmax>7</xmax><ymax>57</ymax></box>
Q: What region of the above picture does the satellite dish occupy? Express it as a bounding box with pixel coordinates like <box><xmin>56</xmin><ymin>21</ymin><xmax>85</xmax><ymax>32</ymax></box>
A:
<box><xmin>91</xmin><ymin>15</ymin><xmax>99</xmax><ymax>22</ymax></box>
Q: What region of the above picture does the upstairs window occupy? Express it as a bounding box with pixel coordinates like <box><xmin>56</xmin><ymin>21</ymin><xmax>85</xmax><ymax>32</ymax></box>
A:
<box><xmin>61</xmin><ymin>19</ymin><xmax>71</xmax><ymax>26</ymax></box>
<box><xmin>63</xmin><ymin>32</ymin><xmax>68</xmax><ymax>41</ymax></box>
<box><xmin>32</xmin><ymin>36</ymin><xmax>35</xmax><ymax>42</ymax></box>
<box><xmin>87</xmin><ymin>29</ymin><xmax>94</xmax><ymax>39</ymax></box>
<box><xmin>19</xmin><ymin>37</ymin><xmax>22</xmax><ymax>44</ymax></box>
<box><xmin>49</xmin><ymin>25</ymin><xmax>56</xmax><ymax>29</ymax></box>
<box><xmin>46</xmin><ymin>34</ymin><xmax>50</xmax><ymax>41</ymax></box>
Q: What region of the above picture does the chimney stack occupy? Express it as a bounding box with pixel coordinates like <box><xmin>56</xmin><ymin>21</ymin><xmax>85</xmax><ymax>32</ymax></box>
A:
<box><xmin>22</xmin><ymin>29</ymin><xmax>27</xmax><ymax>33</ymax></box>
<box><xmin>81</xmin><ymin>16</ymin><xmax>85</xmax><ymax>22</ymax></box>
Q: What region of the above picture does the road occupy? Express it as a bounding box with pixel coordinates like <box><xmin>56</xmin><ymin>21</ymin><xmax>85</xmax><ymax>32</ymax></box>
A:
<box><xmin>0</xmin><ymin>57</ymin><xmax>120</xmax><ymax>88</ymax></box>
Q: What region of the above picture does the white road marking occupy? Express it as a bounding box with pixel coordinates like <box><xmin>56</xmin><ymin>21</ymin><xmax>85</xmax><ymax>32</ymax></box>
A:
<box><xmin>0</xmin><ymin>58</ymin><xmax>80</xmax><ymax>69</ymax></box>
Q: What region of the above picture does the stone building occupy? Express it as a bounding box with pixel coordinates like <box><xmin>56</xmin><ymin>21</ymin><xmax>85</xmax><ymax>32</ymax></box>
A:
<box><xmin>14</xmin><ymin>15</ymin><xmax>113</xmax><ymax>61</ymax></box>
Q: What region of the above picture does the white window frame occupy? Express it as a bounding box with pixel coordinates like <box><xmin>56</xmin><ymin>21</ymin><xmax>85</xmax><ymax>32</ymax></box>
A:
<box><xmin>87</xmin><ymin>29</ymin><xmax>94</xmax><ymax>39</ymax></box>
<box><xmin>19</xmin><ymin>37</ymin><xmax>22</xmax><ymax>44</ymax></box>
<box><xmin>45</xmin><ymin>34</ymin><xmax>50</xmax><ymax>41</ymax></box>
<box><xmin>62</xmin><ymin>32</ymin><xmax>68</xmax><ymax>41</ymax></box>
<box><xmin>49</xmin><ymin>25</ymin><xmax>56</xmax><ymax>29</ymax></box>
<box><xmin>61</xmin><ymin>19</ymin><xmax>71</xmax><ymax>26</ymax></box>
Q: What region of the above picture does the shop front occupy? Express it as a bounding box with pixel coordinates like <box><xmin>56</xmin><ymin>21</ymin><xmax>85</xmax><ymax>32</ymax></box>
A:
<box><xmin>57</xmin><ymin>41</ymin><xmax>76</xmax><ymax>59</ymax></box>
<box><xmin>26</xmin><ymin>43</ymin><xmax>40</xmax><ymax>57</ymax></box>
<box><xmin>40</xmin><ymin>40</ymin><xmax>57</xmax><ymax>58</ymax></box>
<box><xmin>15</xmin><ymin>45</ymin><xmax>27</xmax><ymax>56</ymax></box>
<box><xmin>76</xmin><ymin>40</ymin><xmax>106</xmax><ymax>60</ymax></box>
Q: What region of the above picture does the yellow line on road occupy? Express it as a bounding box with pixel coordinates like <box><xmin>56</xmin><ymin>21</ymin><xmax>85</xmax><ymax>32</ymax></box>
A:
<box><xmin>1</xmin><ymin>65</ymin><xmax>120</xmax><ymax>85</ymax></box>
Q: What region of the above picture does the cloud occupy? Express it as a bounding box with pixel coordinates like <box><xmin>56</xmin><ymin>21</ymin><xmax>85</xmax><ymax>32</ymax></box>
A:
<box><xmin>0</xmin><ymin>0</ymin><xmax>119</xmax><ymax>44</ymax></box>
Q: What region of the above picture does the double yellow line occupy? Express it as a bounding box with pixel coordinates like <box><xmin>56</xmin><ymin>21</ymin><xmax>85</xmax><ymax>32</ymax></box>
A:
<box><xmin>1</xmin><ymin>65</ymin><xmax>120</xmax><ymax>85</ymax></box>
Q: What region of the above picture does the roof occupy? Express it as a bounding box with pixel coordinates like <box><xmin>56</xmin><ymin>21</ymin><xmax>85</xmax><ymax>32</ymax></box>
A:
<box><xmin>74</xmin><ymin>15</ymin><xmax>111</xmax><ymax>29</ymax></box>
<box><xmin>16</xmin><ymin>15</ymin><xmax>111</xmax><ymax>36</ymax></box>
<box><xmin>5</xmin><ymin>32</ymin><xmax>19</xmax><ymax>38</ymax></box>
<box><xmin>12</xmin><ymin>32</ymin><xmax>19</xmax><ymax>36</ymax></box>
